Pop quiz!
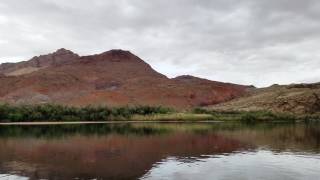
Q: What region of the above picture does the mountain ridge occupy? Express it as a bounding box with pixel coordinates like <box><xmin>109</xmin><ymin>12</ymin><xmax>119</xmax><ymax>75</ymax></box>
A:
<box><xmin>0</xmin><ymin>49</ymin><xmax>249</xmax><ymax>108</ymax></box>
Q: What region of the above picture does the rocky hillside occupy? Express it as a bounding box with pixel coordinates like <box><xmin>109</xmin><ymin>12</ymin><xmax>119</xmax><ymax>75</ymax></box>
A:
<box><xmin>210</xmin><ymin>83</ymin><xmax>320</xmax><ymax>114</ymax></box>
<box><xmin>0</xmin><ymin>49</ymin><xmax>249</xmax><ymax>108</ymax></box>
<box><xmin>0</xmin><ymin>48</ymin><xmax>79</xmax><ymax>76</ymax></box>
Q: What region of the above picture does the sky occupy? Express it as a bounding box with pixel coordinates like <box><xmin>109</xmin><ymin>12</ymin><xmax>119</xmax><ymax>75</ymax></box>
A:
<box><xmin>0</xmin><ymin>0</ymin><xmax>319</xmax><ymax>87</ymax></box>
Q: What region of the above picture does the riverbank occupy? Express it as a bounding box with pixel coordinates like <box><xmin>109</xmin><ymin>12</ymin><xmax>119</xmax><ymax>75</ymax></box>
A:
<box><xmin>0</xmin><ymin>104</ymin><xmax>318</xmax><ymax>123</ymax></box>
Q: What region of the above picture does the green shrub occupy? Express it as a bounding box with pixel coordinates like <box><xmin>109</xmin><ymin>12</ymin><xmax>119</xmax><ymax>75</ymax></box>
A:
<box><xmin>0</xmin><ymin>104</ymin><xmax>173</xmax><ymax>122</ymax></box>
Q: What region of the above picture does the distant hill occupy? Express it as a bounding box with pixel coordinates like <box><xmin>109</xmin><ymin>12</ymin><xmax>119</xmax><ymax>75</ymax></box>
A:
<box><xmin>0</xmin><ymin>49</ymin><xmax>249</xmax><ymax>108</ymax></box>
<box><xmin>210</xmin><ymin>83</ymin><xmax>320</xmax><ymax>114</ymax></box>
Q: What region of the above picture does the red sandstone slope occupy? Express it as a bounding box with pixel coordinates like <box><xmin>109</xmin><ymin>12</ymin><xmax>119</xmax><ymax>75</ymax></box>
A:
<box><xmin>0</xmin><ymin>49</ymin><xmax>249</xmax><ymax>108</ymax></box>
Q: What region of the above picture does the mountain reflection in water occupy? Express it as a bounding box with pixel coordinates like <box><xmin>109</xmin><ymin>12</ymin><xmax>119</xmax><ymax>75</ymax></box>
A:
<box><xmin>0</xmin><ymin>122</ymin><xmax>319</xmax><ymax>180</ymax></box>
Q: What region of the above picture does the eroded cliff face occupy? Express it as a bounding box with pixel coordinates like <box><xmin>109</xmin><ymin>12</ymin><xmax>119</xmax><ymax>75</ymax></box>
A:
<box><xmin>0</xmin><ymin>49</ymin><xmax>249</xmax><ymax>108</ymax></box>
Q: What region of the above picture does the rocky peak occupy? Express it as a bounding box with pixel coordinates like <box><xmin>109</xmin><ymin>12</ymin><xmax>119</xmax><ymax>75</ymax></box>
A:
<box><xmin>53</xmin><ymin>48</ymin><xmax>77</xmax><ymax>56</ymax></box>
<box><xmin>30</xmin><ymin>48</ymin><xmax>79</xmax><ymax>67</ymax></box>
<box><xmin>105</xmin><ymin>49</ymin><xmax>133</xmax><ymax>56</ymax></box>
<box><xmin>98</xmin><ymin>49</ymin><xmax>140</xmax><ymax>62</ymax></box>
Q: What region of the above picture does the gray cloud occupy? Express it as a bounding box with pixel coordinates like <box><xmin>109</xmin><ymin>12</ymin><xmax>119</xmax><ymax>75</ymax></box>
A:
<box><xmin>0</xmin><ymin>0</ymin><xmax>319</xmax><ymax>87</ymax></box>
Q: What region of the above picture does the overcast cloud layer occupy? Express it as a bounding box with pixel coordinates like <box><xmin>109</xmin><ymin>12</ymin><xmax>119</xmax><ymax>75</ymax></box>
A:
<box><xmin>0</xmin><ymin>0</ymin><xmax>319</xmax><ymax>87</ymax></box>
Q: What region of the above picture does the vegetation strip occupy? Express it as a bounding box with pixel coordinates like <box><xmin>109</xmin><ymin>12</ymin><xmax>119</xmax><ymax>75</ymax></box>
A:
<box><xmin>0</xmin><ymin>103</ymin><xmax>316</xmax><ymax>122</ymax></box>
<box><xmin>0</xmin><ymin>104</ymin><xmax>173</xmax><ymax>122</ymax></box>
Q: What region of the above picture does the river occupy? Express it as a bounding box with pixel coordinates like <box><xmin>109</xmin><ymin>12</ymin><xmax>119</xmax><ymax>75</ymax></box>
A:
<box><xmin>0</xmin><ymin>122</ymin><xmax>319</xmax><ymax>179</ymax></box>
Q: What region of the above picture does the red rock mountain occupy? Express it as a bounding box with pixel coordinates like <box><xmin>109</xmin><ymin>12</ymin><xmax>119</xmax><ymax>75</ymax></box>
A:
<box><xmin>0</xmin><ymin>49</ymin><xmax>249</xmax><ymax>108</ymax></box>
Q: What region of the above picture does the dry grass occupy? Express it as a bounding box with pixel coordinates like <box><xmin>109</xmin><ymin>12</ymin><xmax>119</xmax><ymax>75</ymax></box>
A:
<box><xmin>131</xmin><ymin>113</ymin><xmax>214</xmax><ymax>121</ymax></box>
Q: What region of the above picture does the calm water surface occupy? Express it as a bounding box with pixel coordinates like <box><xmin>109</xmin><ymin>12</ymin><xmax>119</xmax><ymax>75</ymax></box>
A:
<box><xmin>0</xmin><ymin>122</ymin><xmax>319</xmax><ymax>180</ymax></box>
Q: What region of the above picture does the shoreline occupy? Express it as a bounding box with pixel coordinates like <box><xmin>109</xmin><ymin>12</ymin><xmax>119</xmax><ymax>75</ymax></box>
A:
<box><xmin>0</xmin><ymin>120</ymin><xmax>225</xmax><ymax>126</ymax></box>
